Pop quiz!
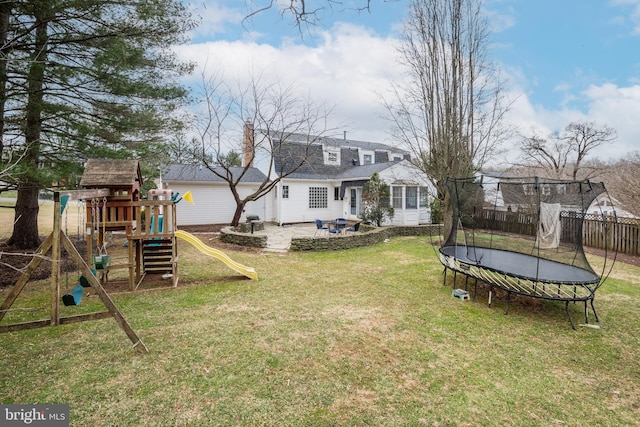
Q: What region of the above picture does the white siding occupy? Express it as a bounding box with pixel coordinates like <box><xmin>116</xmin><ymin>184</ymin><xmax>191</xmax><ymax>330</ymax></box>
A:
<box><xmin>164</xmin><ymin>160</ymin><xmax>435</xmax><ymax>226</ymax></box>
<box><xmin>166</xmin><ymin>182</ymin><xmax>265</xmax><ymax>225</ymax></box>
<box><xmin>275</xmin><ymin>180</ymin><xmax>344</xmax><ymax>224</ymax></box>
<box><xmin>379</xmin><ymin>162</ymin><xmax>435</xmax><ymax>226</ymax></box>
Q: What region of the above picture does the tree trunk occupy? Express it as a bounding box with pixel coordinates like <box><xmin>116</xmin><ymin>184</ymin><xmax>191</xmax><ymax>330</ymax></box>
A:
<box><xmin>230</xmin><ymin>202</ymin><xmax>246</xmax><ymax>227</ymax></box>
<box><xmin>0</xmin><ymin>1</ymin><xmax>10</xmax><ymax>155</ymax></box>
<box><xmin>8</xmin><ymin>184</ymin><xmax>41</xmax><ymax>248</ymax></box>
<box><xmin>8</xmin><ymin>7</ymin><xmax>48</xmax><ymax>249</ymax></box>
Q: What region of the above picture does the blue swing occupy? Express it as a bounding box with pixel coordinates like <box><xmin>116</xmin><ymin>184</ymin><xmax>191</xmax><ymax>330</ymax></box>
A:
<box><xmin>61</xmin><ymin>196</ymin><xmax>86</xmax><ymax>306</ymax></box>
<box><xmin>62</xmin><ymin>284</ymin><xmax>84</xmax><ymax>306</ymax></box>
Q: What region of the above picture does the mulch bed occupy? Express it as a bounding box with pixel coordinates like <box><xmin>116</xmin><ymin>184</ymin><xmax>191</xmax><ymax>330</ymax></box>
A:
<box><xmin>0</xmin><ymin>225</ymin><xmax>260</xmax><ymax>289</ymax></box>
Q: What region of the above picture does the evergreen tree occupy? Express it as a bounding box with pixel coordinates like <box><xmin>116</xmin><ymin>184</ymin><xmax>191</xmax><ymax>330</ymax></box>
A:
<box><xmin>0</xmin><ymin>0</ymin><xmax>196</xmax><ymax>248</ymax></box>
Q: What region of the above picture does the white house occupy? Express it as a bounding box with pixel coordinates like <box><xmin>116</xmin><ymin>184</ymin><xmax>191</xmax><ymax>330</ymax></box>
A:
<box><xmin>586</xmin><ymin>193</ymin><xmax>638</xmax><ymax>219</ymax></box>
<box><xmin>163</xmin><ymin>124</ymin><xmax>436</xmax><ymax>226</ymax></box>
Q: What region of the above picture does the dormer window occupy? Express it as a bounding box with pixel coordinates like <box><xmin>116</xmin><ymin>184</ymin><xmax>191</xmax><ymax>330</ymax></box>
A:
<box><xmin>325</xmin><ymin>148</ymin><xmax>340</xmax><ymax>165</ymax></box>
<box><xmin>359</xmin><ymin>149</ymin><xmax>375</xmax><ymax>165</ymax></box>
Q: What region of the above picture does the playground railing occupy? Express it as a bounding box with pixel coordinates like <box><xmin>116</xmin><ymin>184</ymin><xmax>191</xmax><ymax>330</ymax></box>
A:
<box><xmin>128</xmin><ymin>200</ymin><xmax>176</xmax><ymax>239</ymax></box>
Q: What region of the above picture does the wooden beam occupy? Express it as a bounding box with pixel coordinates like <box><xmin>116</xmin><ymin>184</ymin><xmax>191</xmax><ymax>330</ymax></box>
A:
<box><xmin>0</xmin><ymin>319</ymin><xmax>51</xmax><ymax>333</ymax></box>
<box><xmin>0</xmin><ymin>312</ymin><xmax>112</xmax><ymax>333</ymax></box>
<box><xmin>56</xmin><ymin>188</ymin><xmax>110</xmax><ymax>201</ymax></box>
<box><xmin>59</xmin><ymin>311</ymin><xmax>112</xmax><ymax>324</ymax></box>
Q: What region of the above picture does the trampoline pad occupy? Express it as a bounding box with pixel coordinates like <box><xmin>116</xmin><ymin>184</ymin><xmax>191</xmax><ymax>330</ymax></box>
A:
<box><xmin>440</xmin><ymin>245</ymin><xmax>599</xmax><ymax>285</ymax></box>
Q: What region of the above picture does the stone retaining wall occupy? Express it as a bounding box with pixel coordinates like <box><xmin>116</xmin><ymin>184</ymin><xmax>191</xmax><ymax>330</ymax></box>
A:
<box><xmin>220</xmin><ymin>223</ymin><xmax>442</xmax><ymax>251</ymax></box>
<box><xmin>220</xmin><ymin>226</ymin><xmax>268</xmax><ymax>248</ymax></box>
<box><xmin>290</xmin><ymin>224</ymin><xmax>442</xmax><ymax>251</ymax></box>
<box><xmin>237</xmin><ymin>221</ymin><xmax>264</xmax><ymax>233</ymax></box>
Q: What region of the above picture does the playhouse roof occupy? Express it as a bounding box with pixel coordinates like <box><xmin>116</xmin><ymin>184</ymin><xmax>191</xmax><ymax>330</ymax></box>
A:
<box><xmin>80</xmin><ymin>159</ymin><xmax>143</xmax><ymax>188</ymax></box>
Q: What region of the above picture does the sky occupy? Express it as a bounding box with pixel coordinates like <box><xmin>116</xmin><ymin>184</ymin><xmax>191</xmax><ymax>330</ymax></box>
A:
<box><xmin>173</xmin><ymin>0</ymin><xmax>640</xmax><ymax>164</ymax></box>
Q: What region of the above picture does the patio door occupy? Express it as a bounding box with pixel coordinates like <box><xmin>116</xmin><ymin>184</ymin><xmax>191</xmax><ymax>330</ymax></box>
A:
<box><xmin>350</xmin><ymin>188</ymin><xmax>362</xmax><ymax>216</ymax></box>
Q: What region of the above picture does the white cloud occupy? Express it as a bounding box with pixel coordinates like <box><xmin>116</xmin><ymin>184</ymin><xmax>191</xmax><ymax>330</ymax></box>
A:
<box><xmin>174</xmin><ymin>13</ymin><xmax>640</xmax><ymax>165</ymax></box>
<box><xmin>174</xmin><ymin>22</ymin><xmax>403</xmax><ymax>143</ymax></box>
<box><xmin>499</xmin><ymin>78</ymin><xmax>640</xmax><ymax>163</ymax></box>
<box><xmin>583</xmin><ymin>83</ymin><xmax>640</xmax><ymax>158</ymax></box>
<box><xmin>610</xmin><ymin>0</ymin><xmax>640</xmax><ymax>34</ymax></box>
<box><xmin>188</xmin><ymin>2</ymin><xmax>244</xmax><ymax>39</ymax></box>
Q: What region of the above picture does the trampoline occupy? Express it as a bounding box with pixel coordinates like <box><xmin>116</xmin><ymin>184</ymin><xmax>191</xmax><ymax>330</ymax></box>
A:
<box><xmin>439</xmin><ymin>175</ymin><xmax>616</xmax><ymax>328</ymax></box>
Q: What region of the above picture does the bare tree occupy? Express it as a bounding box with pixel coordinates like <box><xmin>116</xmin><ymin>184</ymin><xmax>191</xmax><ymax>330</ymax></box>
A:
<box><xmin>383</xmin><ymin>0</ymin><xmax>511</xmax><ymax>231</ymax></box>
<box><xmin>599</xmin><ymin>153</ymin><xmax>640</xmax><ymax>217</ymax></box>
<box><xmin>194</xmin><ymin>72</ymin><xmax>335</xmax><ymax>226</ymax></box>
<box><xmin>243</xmin><ymin>0</ymin><xmax>387</xmax><ymax>29</ymax></box>
<box><xmin>518</xmin><ymin>121</ymin><xmax>617</xmax><ymax>180</ymax></box>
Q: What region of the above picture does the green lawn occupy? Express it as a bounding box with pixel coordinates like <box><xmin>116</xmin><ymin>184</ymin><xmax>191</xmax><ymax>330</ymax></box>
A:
<box><xmin>1</xmin><ymin>229</ymin><xmax>639</xmax><ymax>425</ymax></box>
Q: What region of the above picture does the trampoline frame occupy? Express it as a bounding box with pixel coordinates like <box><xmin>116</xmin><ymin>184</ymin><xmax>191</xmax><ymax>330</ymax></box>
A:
<box><xmin>439</xmin><ymin>246</ymin><xmax>600</xmax><ymax>329</ymax></box>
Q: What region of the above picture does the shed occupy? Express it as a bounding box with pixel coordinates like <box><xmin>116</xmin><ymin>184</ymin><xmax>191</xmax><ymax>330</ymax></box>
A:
<box><xmin>80</xmin><ymin>158</ymin><xmax>143</xmax><ymax>201</ymax></box>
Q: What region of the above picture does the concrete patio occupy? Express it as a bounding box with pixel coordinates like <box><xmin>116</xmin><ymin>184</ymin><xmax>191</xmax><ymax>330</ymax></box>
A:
<box><xmin>249</xmin><ymin>223</ymin><xmax>322</xmax><ymax>252</ymax></box>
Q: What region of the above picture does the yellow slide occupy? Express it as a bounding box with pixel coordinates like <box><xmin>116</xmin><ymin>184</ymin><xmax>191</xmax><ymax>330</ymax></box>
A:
<box><xmin>175</xmin><ymin>230</ymin><xmax>258</xmax><ymax>280</ymax></box>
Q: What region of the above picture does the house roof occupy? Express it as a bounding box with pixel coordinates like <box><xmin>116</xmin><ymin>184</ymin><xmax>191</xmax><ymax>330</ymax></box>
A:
<box><xmin>163</xmin><ymin>164</ymin><xmax>268</xmax><ymax>183</ymax></box>
<box><xmin>335</xmin><ymin>162</ymin><xmax>400</xmax><ymax>180</ymax></box>
<box><xmin>274</xmin><ymin>131</ymin><xmax>410</xmax><ymax>155</ymax></box>
<box><xmin>273</xmin><ymin>139</ymin><xmax>409</xmax><ymax>180</ymax></box>
<box><xmin>80</xmin><ymin>159</ymin><xmax>142</xmax><ymax>188</ymax></box>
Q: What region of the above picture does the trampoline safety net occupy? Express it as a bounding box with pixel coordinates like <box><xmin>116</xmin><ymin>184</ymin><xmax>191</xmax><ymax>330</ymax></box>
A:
<box><xmin>439</xmin><ymin>175</ymin><xmax>617</xmax><ymax>312</ymax></box>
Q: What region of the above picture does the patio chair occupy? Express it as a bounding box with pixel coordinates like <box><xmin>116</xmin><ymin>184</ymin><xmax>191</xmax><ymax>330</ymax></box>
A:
<box><xmin>346</xmin><ymin>222</ymin><xmax>361</xmax><ymax>233</ymax></box>
<box><xmin>315</xmin><ymin>219</ymin><xmax>329</xmax><ymax>237</ymax></box>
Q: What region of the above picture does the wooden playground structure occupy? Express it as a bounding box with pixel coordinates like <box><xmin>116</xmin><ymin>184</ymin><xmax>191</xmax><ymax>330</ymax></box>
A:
<box><xmin>80</xmin><ymin>159</ymin><xmax>179</xmax><ymax>290</ymax></box>
<box><xmin>1</xmin><ymin>159</ymin><xmax>257</xmax><ymax>351</ymax></box>
<box><xmin>0</xmin><ymin>188</ymin><xmax>150</xmax><ymax>352</ymax></box>
<box><xmin>0</xmin><ymin>160</ymin><xmax>183</xmax><ymax>352</ymax></box>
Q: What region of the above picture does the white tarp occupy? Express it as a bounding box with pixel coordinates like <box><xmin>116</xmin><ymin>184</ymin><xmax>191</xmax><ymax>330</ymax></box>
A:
<box><xmin>536</xmin><ymin>202</ymin><xmax>561</xmax><ymax>249</ymax></box>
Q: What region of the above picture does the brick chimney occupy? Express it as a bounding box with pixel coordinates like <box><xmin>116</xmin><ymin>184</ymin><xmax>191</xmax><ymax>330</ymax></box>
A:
<box><xmin>242</xmin><ymin>121</ymin><xmax>255</xmax><ymax>168</ymax></box>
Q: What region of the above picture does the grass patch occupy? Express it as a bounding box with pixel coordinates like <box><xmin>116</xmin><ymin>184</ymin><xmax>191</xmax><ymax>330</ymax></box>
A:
<box><xmin>1</xmin><ymin>207</ymin><xmax>640</xmax><ymax>425</ymax></box>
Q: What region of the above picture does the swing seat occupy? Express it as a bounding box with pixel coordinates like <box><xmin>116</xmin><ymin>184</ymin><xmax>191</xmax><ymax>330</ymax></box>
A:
<box><xmin>93</xmin><ymin>255</ymin><xmax>111</xmax><ymax>269</ymax></box>
<box><xmin>79</xmin><ymin>269</ymin><xmax>97</xmax><ymax>288</ymax></box>
<box><xmin>62</xmin><ymin>285</ymin><xmax>84</xmax><ymax>306</ymax></box>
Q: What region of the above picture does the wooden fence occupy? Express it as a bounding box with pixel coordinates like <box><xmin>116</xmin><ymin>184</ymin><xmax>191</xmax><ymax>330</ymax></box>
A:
<box><xmin>475</xmin><ymin>209</ymin><xmax>640</xmax><ymax>257</ymax></box>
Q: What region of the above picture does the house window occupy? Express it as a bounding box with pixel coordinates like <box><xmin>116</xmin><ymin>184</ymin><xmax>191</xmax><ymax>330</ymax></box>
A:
<box><xmin>282</xmin><ymin>185</ymin><xmax>289</xmax><ymax>199</ymax></box>
<box><xmin>309</xmin><ymin>187</ymin><xmax>328</xmax><ymax>209</ymax></box>
<box><xmin>392</xmin><ymin>187</ymin><xmax>403</xmax><ymax>209</ymax></box>
<box><xmin>325</xmin><ymin>149</ymin><xmax>340</xmax><ymax>165</ymax></box>
<box><xmin>363</xmin><ymin>154</ymin><xmax>373</xmax><ymax>165</ymax></box>
<box><xmin>334</xmin><ymin>187</ymin><xmax>340</xmax><ymax>201</ymax></box>
<box><xmin>419</xmin><ymin>187</ymin><xmax>429</xmax><ymax>208</ymax></box>
<box><xmin>406</xmin><ymin>187</ymin><xmax>418</xmax><ymax>209</ymax></box>
<box><xmin>556</xmin><ymin>184</ymin><xmax>566</xmax><ymax>194</ymax></box>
